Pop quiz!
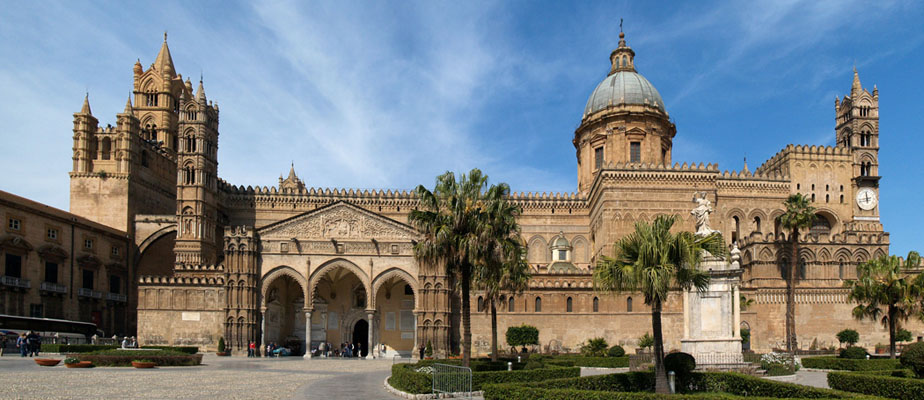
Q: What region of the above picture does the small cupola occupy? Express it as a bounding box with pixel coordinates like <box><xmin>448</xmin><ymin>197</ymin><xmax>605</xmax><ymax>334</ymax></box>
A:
<box><xmin>609</xmin><ymin>32</ymin><xmax>636</xmax><ymax>75</ymax></box>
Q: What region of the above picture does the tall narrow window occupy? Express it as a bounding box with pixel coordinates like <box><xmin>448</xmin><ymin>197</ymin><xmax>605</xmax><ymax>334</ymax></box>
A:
<box><xmin>82</xmin><ymin>269</ymin><xmax>94</xmax><ymax>290</ymax></box>
<box><xmin>508</xmin><ymin>296</ymin><xmax>515</xmax><ymax>312</ymax></box>
<box><xmin>44</xmin><ymin>262</ymin><xmax>58</xmax><ymax>284</ymax></box>
<box><xmin>477</xmin><ymin>296</ymin><xmax>484</xmax><ymax>312</ymax></box>
<box><xmin>110</xmin><ymin>275</ymin><xmax>121</xmax><ymax>294</ymax></box>
<box><xmin>626</xmin><ymin>297</ymin><xmax>633</xmax><ymax>312</ymax></box>
<box><xmin>732</xmin><ymin>216</ymin><xmax>740</xmax><ymax>243</ymax></box>
<box><xmin>753</xmin><ymin>217</ymin><xmax>761</xmax><ymax>233</ymax></box>
<box><xmin>5</xmin><ymin>254</ymin><xmax>22</xmax><ymax>278</ymax></box>
<box><xmin>593</xmin><ymin>297</ymin><xmax>599</xmax><ymax>312</ymax></box>
<box><xmin>630</xmin><ymin>142</ymin><xmax>641</xmax><ymax>163</ymax></box>
<box><xmin>566</xmin><ymin>297</ymin><xmax>573</xmax><ymax>312</ymax></box>
<box><xmin>594</xmin><ymin>147</ymin><xmax>604</xmax><ymax>169</ymax></box>
<box><xmin>535</xmin><ymin>297</ymin><xmax>542</xmax><ymax>312</ymax></box>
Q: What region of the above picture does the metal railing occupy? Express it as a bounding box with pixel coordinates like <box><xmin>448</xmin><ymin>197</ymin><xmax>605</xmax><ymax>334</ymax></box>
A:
<box><xmin>106</xmin><ymin>292</ymin><xmax>127</xmax><ymax>302</ymax></box>
<box><xmin>1</xmin><ymin>276</ymin><xmax>31</xmax><ymax>289</ymax></box>
<box><xmin>77</xmin><ymin>288</ymin><xmax>103</xmax><ymax>298</ymax></box>
<box><xmin>432</xmin><ymin>363</ymin><xmax>473</xmax><ymax>399</ymax></box>
<box><xmin>392</xmin><ymin>354</ymin><xmax>413</xmax><ymax>365</ymax></box>
<box><xmin>691</xmin><ymin>352</ymin><xmax>745</xmax><ymax>367</ymax></box>
<box><xmin>40</xmin><ymin>281</ymin><xmax>67</xmax><ymax>293</ymax></box>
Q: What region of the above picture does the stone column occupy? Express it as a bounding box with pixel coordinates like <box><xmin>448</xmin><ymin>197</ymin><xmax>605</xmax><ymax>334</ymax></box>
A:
<box><xmin>303</xmin><ymin>310</ymin><xmax>313</xmax><ymax>359</ymax></box>
<box><xmin>260</xmin><ymin>308</ymin><xmax>266</xmax><ymax>357</ymax></box>
<box><xmin>366</xmin><ymin>311</ymin><xmax>375</xmax><ymax>359</ymax></box>
<box><xmin>412</xmin><ymin>311</ymin><xmax>420</xmax><ymax>360</ymax></box>
<box><xmin>683</xmin><ymin>289</ymin><xmax>690</xmax><ymax>339</ymax></box>
<box><xmin>733</xmin><ymin>284</ymin><xmax>741</xmax><ymax>338</ymax></box>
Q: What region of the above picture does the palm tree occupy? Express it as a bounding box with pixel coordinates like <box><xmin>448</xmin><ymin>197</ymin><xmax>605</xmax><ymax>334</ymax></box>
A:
<box><xmin>847</xmin><ymin>251</ymin><xmax>922</xmax><ymax>359</ymax></box>
<box><xmin>594</xmin><ymin>214</ymin><xmax>723</xmax><ymax>394</ymax></box>
<box><xmin>409</xmin><ymin>169</ymin><xmax>508</xmax><ymax>367</ymax></box>
<box><xmin>779</xmin><ymin>194</ymin><xmax>815</xmax><ymax>360</ymax></box>
<box><xmin>474</xmin><ymin>203</ymin><xmax>530</xmax><ymax>361</ymax></box>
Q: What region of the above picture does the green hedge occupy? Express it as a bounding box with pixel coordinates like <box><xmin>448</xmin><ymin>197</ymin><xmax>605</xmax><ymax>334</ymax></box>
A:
<box><xmin>387</xmin><ymin>362</ymin><xmax>580</xmax><ymax>394</ymax></box>
<box><xmin>483</xmin><ymin>371</ymin><xmax>871</xmax><ymax>400</ymax></box>
<box><xmin>541</xmin><ymin>355</ymin><xmax>630</xmax><ymax>368</ymax></box>
<box><xmin>41</xmin><ymin>344</ymin><xmax>118</xmax><ymax>353</ymax></box>
<box><xmin>75</xmin><ymin>351</ymin><xmax>203</xmax><ymax>367</ymax></box>
<box><xmin>802</xmin><ymin>357</ymin><xmax>901</xmax><ymax>371</ymax></box>
<box><xmin>141</xmin><ymin>346</ymin><xmax>199</xmax><ymax>354</ymax></box>
<box><xmin>828</xmin><ymin>371</ymin><xmax>924</xmax><ymax>399</ymax></box>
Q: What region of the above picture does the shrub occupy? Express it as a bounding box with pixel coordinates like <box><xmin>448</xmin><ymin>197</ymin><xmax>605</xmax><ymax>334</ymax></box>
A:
<box><xmin>425</xmin><ymin>340</ymin><xmax>433</xmax><ymax>357</ymax></box>
<box><xmin>638</xmin><ymin>333</ymin><xmax>654</xmax><ymax>350</ymax></box>
<box><xmin>140</xmin><ymin>346</ymin><xmax>199</xmax><ymax>354</ymax></box>
<box><xmin>75</xmin><ymin>350</ymin><xmax>202</xmax><ymax>367</ymax></box>
<box><xmin>388</xmin><ymin>361</ymin><xmax>579</xmax><ymax>394</ymax></box>
<box><xmin>507</xmin><ymin>325</ymin><xmax>539</xmax><ymax>349</ymax></box>
<box><xmin>829</xmin><ymin>370</ymin><xmax>924</xmax><ymax>399</ymax></box>
<box><xmin>838</xmin><ymin>346</ymin><xmax>868</xmax><ymax>359</ymax></box>
<box><xmin>897</xmin><ymin>328</ymin><xmax>913</xmax><ymax>343</ymax></box>
<box><xmin>760</xmin><ymin>352</ymin><xmax>798</xmax><ymax>375</ymax></box>
<box><xmin>217</xmin><ymin>337</ymin><xmax>225</xmax><ymax>352</ymax></box>
<box><xmin>664</xmin><ymin>352</ymin><xmax>695</xmax><ymax>375</ymax></box>
<box><xmin>41</xmin><ymin>344</ymin><xmax>117</xmax><ymax>353</ymax></box>
<box><xmin>580</xmin><ymin>338</ymin><xmax>609</xmax><ymax>357</ymax></box>
<box><xmin>63</xmin><ymin>357</ymin><xmax>80</xmax><ymax>364</ymax></box>
<box><xmin>836</xmin><ymin>329</ymin><xmax>859</xmax><ymax>347</ymax></box>
<box><xmin>607</xmin><ymin>345</ymin><xmax>626</xmax><ymax>358</ymax></box>
<box><xmin>900</xmin><ymin>341</ymin><xmax>924</xmax><ymax>377</ymax></box>
<box><xmin>802</xmin><ymin>356</ymin><xmax>900</xmax><ymax>371</ymax></box>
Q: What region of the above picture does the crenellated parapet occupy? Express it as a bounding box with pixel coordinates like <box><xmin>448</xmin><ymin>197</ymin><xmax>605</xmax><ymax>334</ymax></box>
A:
<box><xmin>755</xmin><ymin>144</ymin><xmax>852</xmax><ymax>176</ymax></box>
<box><xmin>139</xmin><ymin>273</ymin><xmax>225</xmax><ymax>286</ymax></box>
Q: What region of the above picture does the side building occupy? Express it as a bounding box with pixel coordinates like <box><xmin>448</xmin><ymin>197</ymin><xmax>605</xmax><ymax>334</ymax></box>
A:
<box><xmin>0</xmin><ymin>190</ymin><xmax>134</xmax><ymax>336</ymax></box>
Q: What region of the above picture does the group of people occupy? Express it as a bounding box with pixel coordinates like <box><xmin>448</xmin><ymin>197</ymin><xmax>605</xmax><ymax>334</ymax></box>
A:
<box><xmin>314</xmin><ymin>341</ymin><xmax>362</xmax><ymax>358</ymax></box>
<box><xmin>15</xmin><ymin>332</ymin><xmax>42</xmax><ymax>357</ymax></box>
<box><xmin>120</xmin><ymin>336</ymin><xmax>138</xmax><ymax>349</ymax></box>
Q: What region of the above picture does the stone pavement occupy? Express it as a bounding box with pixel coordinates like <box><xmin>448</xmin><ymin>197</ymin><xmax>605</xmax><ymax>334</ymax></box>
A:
<box><xmin>763</xmin><ymin>369</ymin><xmax>830</xmax><ymax>389</ymax></box>
<box><xmin>0</xmin><ymin>353</ymin><xmax>399</xmax><ymax>399</ymax></box>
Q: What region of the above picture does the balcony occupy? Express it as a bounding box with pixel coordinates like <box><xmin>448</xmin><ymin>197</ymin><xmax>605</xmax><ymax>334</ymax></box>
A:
<box><xmin>40</xmin><ymin>281</ymin><xmax>67</xmax><ymax>294</ymax></box>
<box><xmin>105</xmin><ymin>292</ymin><xmax>127</xmax><ymax>302</ymax></box>
<box><xmin>77</xmin><ymin>287</ymin><xmax>103</xmax><ymax>299</ymax></box>
<box><xmin>0</xmin><ymin>276</ymin><xmax>31</xmax><ymax>289</ymax></box>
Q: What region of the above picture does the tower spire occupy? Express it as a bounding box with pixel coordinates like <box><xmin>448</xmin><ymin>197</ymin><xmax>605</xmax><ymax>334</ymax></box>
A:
<box><xmin>851</xmin><ymin>67</ymin><xmax>862</xmax><ymax>96</ymax></box>
<box><xmin>154</xmin><ymin>32</ymin><xmax>176</xmax><ymax>76</ymax></box>
<box><xmin>80</xmin><ymin>93</ymin><xmax>92</xmax><ymax>115</ymax></box>
<box><xmin>123</xmin><ymin>94</ymin><xmax>133</xmax><ymax>114</ymax></box>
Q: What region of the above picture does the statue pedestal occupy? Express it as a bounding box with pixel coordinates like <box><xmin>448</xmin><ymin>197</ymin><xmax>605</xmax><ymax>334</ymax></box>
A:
<box><xmin>681</xmin><ymin>256</ymin><xmax>747</xmax><ymax>369</ymax></box>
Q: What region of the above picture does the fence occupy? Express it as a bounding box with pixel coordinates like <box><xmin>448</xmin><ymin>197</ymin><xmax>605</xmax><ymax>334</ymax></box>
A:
<box><xmin>393</xmin><ymin>354</ymin><xmax>414</xmax><ymax>365</ymax></box>
<box><xmin>432</xmin><ymin>363</ymin><xmax>473</xmax><ymax>399</ymax></box>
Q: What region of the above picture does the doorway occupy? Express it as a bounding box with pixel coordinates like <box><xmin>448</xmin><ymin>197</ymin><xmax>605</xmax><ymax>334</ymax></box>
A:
<box><xmin>352</xmin><ymin>319</ymin><xmax>368</xmax><ymax>357</ymax></box>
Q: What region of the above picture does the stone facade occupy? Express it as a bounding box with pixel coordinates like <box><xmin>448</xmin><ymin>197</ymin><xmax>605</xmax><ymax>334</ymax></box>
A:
<box><xmin>49</xmin><ymin>32</ymin><xmax>921</xmax><ymax>357</ymax></box>
<box><xmin>0</xmin><ymin>190</ymin><xmax>134</xmax><ymax>336</ymax></box>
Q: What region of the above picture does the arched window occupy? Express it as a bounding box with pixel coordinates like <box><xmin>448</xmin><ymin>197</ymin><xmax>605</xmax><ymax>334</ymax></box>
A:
<box><xmin>626</xmin><ymin>297</ymin><xmax>633</xmax><ymax>312</ymax></box>
<box><xmin>840</xmin><ymin>194</ymin><xmax>844</xmax><ymax>203</ymax></box>
<box><xmin>508</xmin><ymin>296</ymin><xmax>515</xmax><ymax>312</ymax></box>
<box><xmin>566</xmin><ymin>297</ymin><xmax>573</xmax><ymax>313</ymax></box>
<box><xmin>89</xmin><ymin>137</ymin><xmax>99</xmax><ymax>160</ymax></box>
<box><xmin>838</xmin><ymin>260</ymin><xmax>846</xmax><ymax>280</ymax></box>
<box><xmin>101</xmin><ymin>137</ymin><xmax>111</xmax><ymax>160</ymax></box>
<box><xmin>477</xmin><ymin>296</ymin><xmax>484</xmax><ymax>313</ymax></box>
<box><xmin>825</xmin><ymin>194</ymin><xmax>830</xmax><ymax>203</ymax></box>
<box><xmin>534</xmin><ymin>297</ymin><xmax>542</xmax><ymax>312</ymax></box>
<box><xmin>732</xmin><ymin>216</ymin><xmax>740</xmax><ymax>243</ymax></box>
<box><xmin>593</xmin><ymin>297</ymin><xmax>599</xmax><ymax>313</ymax></box>
<box><xmin>799</xmin><ymin>258</ymin><xmax>807</xmax><ymax>280</ymax></box>
<box><xmin>810</xmin><ymin>215</ymin><xmax>831</xmax><ymax>236</ymax></box>
<box><xmin>753</xmin><ymin>217</ymin><xmax>761</xmax><ymax>233</ymax></box>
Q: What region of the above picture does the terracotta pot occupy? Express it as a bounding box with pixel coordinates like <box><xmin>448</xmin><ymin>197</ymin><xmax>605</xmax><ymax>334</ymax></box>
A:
<box><xmin>35</xmin><ymin>358</ymin><xmax>61</xmax><ymax>367</ymax></box>
<box><xmin>131</xmin><ymin>361</ymin><xmax>156</xmax><ymax>368</ymax></box>
<box><xmin>66</xmin><ymin>361</ymin><xmax>93</xmax><ymax>368</ymax></box>
<box><xmin>216</xmin><ymin>351</ymin><xmax>230</xmax><ymax>356</ymax></box>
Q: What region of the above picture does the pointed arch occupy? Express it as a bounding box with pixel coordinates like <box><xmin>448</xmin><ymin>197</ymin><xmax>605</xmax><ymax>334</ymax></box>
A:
<box><xmin>260</xmin><ymin>265</ymin><xmax>308</xmax><ymax>308</ymax></box>
<box><xmin>571</xmin><ymin>235</ymin><xmax>589</xmax><ymax>264</ymax></box>
<box><xmin>758</xmin><ymin>247</ymin><xmax>774</xmax><ymax>262</ymax></box>
<box><xmin>308</xmin><ymin>258</ymin><xmax>371</xmax><ymax>307</ymax></box>
<box><xmin>371</xmin><ymin>267</ymin><xmax>419</xmax><ymax>309</ymax></box>
<box><xmin>527</xmin><ymin>235</ymin><xmax>548</xmax><ymax>264</ymax></box>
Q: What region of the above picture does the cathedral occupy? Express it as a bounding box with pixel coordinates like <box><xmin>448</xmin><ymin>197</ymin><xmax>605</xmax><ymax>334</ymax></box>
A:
<box><xmin>55</xmin><ymin>31</ymin><xmax>903</xmax><ymax>357</ymax></box>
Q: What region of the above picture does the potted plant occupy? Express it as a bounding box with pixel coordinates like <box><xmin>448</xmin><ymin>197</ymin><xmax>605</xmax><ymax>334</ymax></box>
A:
<box><xmin>216</xmin><ymin>337</ymin><xmax>230</xmax><ymax>356</ymax></box>
<box><xmin>424</xmin><ymin>340</ymin><xmax>433</xmax><ymax>360</ymax></box>
<box><xmin>131</xmin><ymin>359</ymin><xmax>156</xmax><ymax>368</ymax></box>
<box><xmin>65</xmin><ymin>357</ymin><xmax>93</xmax><ymax>368</ymax></box>
<box><xmin>34</xmin><ymin>358</ymin><xmax>62</xmax><ymax>367</ymax></box>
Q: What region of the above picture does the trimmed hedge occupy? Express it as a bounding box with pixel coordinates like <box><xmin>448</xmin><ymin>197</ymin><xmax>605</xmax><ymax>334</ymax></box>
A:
<box><xmin>828</xmin><ymin>371</ymin><xmax>924</xmax><ymax>399</ymax></box>
<box><xmin>387</xmin><ymin>362</ymin><xmax>579</xmax><ymax>394</ymax></box>
<box><xmin>538</xmin><ymin>355</ymin><xmax>630</xmax><ymax>368</ymax></box>
<box><xmin>802</xmin><ymin>357</ymin><xmax>900</xmax><ymax>371</ymax></box>
<box><xmin>41</xmin><ymin>344</ymin><xmax>117</xmax><ymax>353</ymax></box>
<box><xmin>483</xmin><ymin>371</ymin><xmax>872</xmax><ymax>399</ymax></box>
<box><xmin>75</xmin><ymin>350</ymin><xmax>203</xmax><ymax>367</ymax></box>
<box><xmin>141</xmin><ymin>346</ymin><xmax>199</xmax><ymax>354</ymax></box>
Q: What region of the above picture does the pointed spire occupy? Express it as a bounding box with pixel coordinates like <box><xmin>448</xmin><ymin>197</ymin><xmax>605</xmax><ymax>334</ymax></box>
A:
<box><xmin>851</xmin><ymin>67</ymin><xmax>861</xmax><ymax>96</ymax></box>
<box><xmin>133</xmin><ymin>58</ymin><xmax>143</xmax><ymax>76</ymax></box>
<box><xmin>742</xmin><ymin>156</ymin><xmax>749</xmax><ymax>174</ymax></box>
<box><xmin>154</xmin><ymin>32</ymin><xmax>176</xmax><ymax>76</ymax></box>
<box><xmin>196</xmin><ymin>76</ymin><xmax>206</xmax><ymax>102</ymax></box>
<box><xmin>123</xmin><ymin>95</ymin><xmax>133</xmax><ymax>114</ymax></box>
<box><xmin>287</xmin><ymin>162</ymin><xmax>297</xmax><ymax>180</ymax></box>
<box><xmin>80</xmin><ymin>93</ymin><xmax>92</xmax><ymax>115</ymax></box>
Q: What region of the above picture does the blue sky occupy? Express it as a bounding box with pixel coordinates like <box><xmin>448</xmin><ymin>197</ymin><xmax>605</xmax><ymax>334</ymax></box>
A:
<box><xmin>0</xmin><ymin>1</ymin><xmax>921</xmax><ymax>255</ymax></box>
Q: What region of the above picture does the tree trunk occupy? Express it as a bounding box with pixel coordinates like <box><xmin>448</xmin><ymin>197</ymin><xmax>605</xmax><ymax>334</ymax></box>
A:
<box><xmin>787</xmin><ymin>227</ymin><xmax>799</xmax><ymax>369</ymax></box>
<box><xmin>490</xmin><ymin>300</ymin><xmax>498</xmax><ymax>362</ymax></box>
<box><xmin>461</xmin><ymin>265</ymin><xmax>471</xmax><ymax>368</ymax></box>
<box><xmin>889</xmin><ymin>306</ymin><xmax>897</xmax><ymax>359</ymax></box>
<box><xmin>652</xmin><ymin>299</ymin><xmax>670</xmax><ymax>394</ymax></box>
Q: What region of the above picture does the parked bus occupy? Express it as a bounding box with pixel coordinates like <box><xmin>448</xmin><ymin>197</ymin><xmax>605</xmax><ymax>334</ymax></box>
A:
<box><xmin>0</xmin><ymin>314</ymin><xmax>102</xmax><ymax>347</ymax></box>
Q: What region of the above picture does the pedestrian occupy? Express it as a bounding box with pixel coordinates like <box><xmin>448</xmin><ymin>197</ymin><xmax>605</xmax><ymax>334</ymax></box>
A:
<box><xmin>248</xmin><ymin>341</ymin><xmax>255</xmax><ymax>357</ymax></box>
<box><xmin>266</xmin><ymin>343</ymin><xmax>272</xmax><ymax>358</ymax></box>
<box><xmin>27</xmin><ymin>331</ymin><xmax>40</xmax><ymax>357</ymax></box>
<box><xmin>121</xmin><ymin>337</ymin><xmax>129</xmax><ymax>349</ymax></box>
<box><xmin>17</xmin><ymin>334</ymin><xmax>27</xmax><ymax>357</ymax></box>
<box><xmin>0</xmin><ymin>336</ymin><xmax>6</xmax><ymax>356</ymax></box>
<box><xmin>418</xmin><ymin>344</ymin><xmax>425</xmax><ymax>360</ymax></box>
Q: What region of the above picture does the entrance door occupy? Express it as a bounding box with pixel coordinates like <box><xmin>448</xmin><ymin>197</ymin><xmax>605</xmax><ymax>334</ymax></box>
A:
<box><xmin>352</xmin><ymin>319</ymin><xmax>368</xmax><ymax>358</ymax></box>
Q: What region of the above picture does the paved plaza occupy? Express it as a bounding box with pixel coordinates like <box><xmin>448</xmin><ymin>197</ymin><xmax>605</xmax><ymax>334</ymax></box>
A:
<box><xmin>0</xmin><ymin>353</ymin><xmax>397</xmax><ymax>399</ymax></box>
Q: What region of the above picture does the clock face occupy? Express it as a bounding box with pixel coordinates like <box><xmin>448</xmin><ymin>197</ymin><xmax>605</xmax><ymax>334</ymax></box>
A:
<box><xmin>856</xmin><ymin>188</ymin><xmax>878</xmax><ymax>211</ymax></box>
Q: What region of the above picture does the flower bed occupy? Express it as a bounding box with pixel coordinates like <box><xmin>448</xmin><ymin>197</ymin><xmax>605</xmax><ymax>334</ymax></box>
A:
<box><xmin>802</xmin><ymin>356</ymin><xmax>901</xmax><ymax>371</ymax></box>
<box><xmin>140</xmin><ymin>346</ymin><xmax>199</xmax><ymax>354</ymax></box>
<box><xmin>41</xmin><ymin>344</ymin><xmax>118</xmax><ymax>353</ymax></box>
<box><xmin>73</xmin><ymin>349</ymin><xmax>202</xmax><ymax>367</ymax></box>
<box><xmin>387</xmin><ymin>361</ymin><xmax>579</xmax><ymax>394</ymax></box>
<box><xmin>482</xmin><ymin>371</ymin><xmax>869</xmax><ymax>399</ymax></box>
<box><xmin>828</xmin><ymin>370</ymin><xmax>924</xmax><ymax>399</ymax></box>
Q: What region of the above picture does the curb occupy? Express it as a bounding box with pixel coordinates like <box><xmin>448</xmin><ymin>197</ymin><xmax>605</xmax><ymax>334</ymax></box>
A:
<box><xmin>383</xmin><ymin>376</ymin><xmax>483</xmax><ymax>399</ymax></box>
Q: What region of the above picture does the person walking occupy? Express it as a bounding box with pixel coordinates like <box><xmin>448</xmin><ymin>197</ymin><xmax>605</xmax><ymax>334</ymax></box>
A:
<box><xmin>266</xmin><ymin>343</ymin><xmax>272</xmax><ymax>358</ymax></box>
<box><xmin>27</xmin><ymin>331</ymin><xmax>40</xmax><ymax>357</ymax></box>
<box><xmin>248</xmin><ymin>341</ymin><xmax>255</xmax><ymax>357</ymax></box>
<box><xmin>17</xmin><ymin>334</ymin><xmax>27</xmax><ymax>357</ymax></box>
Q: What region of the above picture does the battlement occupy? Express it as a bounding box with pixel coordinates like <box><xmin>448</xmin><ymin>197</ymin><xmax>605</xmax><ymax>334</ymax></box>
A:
<box><xmin>755</xmin><ymin>144</ymin><xmax>851</xmax><ymax>175</ymax></box>
<box><xmin>738</xmin><ymin>230</ymin><xmax>889</xmax><ymax>247</ymax></box>
<box><xmin>139</xmin><ymin>273</ymin><xmax>225</xmax><ymax>286</ymax></box>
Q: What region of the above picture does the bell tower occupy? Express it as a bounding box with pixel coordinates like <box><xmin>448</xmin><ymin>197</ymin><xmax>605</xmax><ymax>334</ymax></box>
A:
<box><xmin>835</xmin><ymin>68</ymin><xmax>880</xmax><ymax>224</ymax></box>
<box><xmin>174</xmin><ymin>78</ymin><xmax>221</xmax><ymax>266</ymax></box>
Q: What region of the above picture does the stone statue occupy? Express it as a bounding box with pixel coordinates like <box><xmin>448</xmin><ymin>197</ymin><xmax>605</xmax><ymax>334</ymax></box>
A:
<box><xmin>691</xmin><ymin>191</ymin><xmax>719</xmax><ymax>236</ymax></box>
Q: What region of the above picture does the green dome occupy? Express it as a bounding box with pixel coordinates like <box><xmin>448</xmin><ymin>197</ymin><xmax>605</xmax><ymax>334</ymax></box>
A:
<box><xmin>584</xmin><ymin>71</ymin><xmax>666</xmax><ymax>116</ymax></box>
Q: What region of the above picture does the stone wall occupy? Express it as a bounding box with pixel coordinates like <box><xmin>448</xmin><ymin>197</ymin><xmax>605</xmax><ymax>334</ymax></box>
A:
<box><xmin>137</xmin><ymin>285</ymin><xmax>225</xmax><ymax>350</ymax></box>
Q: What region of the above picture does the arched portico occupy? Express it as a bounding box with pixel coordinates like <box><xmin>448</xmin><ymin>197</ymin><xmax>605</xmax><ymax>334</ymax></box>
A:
<box><xmin>372</xmin><ymin>268</ymin><xmax>418</xmax><ymax>357</ymax></box>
